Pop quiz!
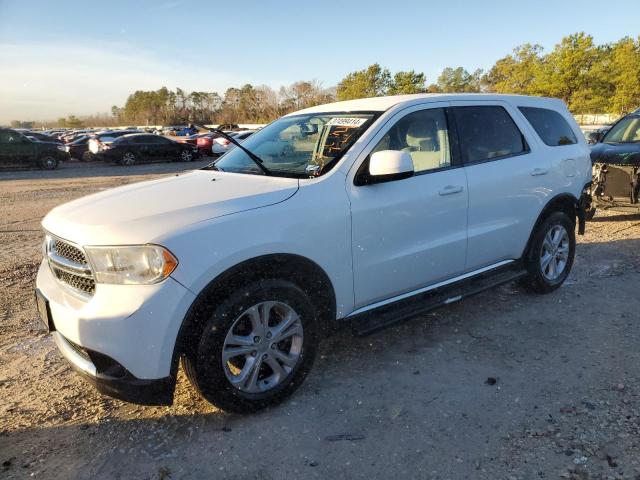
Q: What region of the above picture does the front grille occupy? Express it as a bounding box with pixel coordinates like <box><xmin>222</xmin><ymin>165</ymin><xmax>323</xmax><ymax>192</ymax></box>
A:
<box><xmin>53</xmin><ymin>239</ymin><xmax>87</xmax><ymax>265</ymax></box>
<box><xmin>47</xmin><ymin>235</ymin><xmax>95</xmax><ymax>297</ymax></box>
<box><xmin>52</xmin><ymin>267</ymin><xmax>96</xmax><ymax>295</ymax></box>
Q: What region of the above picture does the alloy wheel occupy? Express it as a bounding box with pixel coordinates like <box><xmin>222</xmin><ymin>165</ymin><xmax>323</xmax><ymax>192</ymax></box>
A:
<box><xmin>222</xmin><ymin>301</ymin><xmax>304</xmax><ymax>393</ymax></box>
<box><xmin>121</xmin><ymin>152</ymin><xmax>135</xmax><ymax>165</ymax></box>
<box><xmin>540</xmin><ymin>225</ymin><xmax>570</xmax><ymax>281</ymax></box>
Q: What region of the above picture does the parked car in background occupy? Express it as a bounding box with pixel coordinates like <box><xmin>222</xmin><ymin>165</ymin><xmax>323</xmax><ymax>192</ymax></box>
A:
<box><xmin>195</xmin><ymin>133</ymin><xmax>224</xmax><ymax>155</ymax></box>
<box><xmin>36</xmin><ymin>94</ymin><xmax>591</xmax><ymax>412</ymax></box>
<box><xmin>211</xmin><ymin>130</ymin><xmax>256</xmax><ymax>156</ymax></box>
<box><xmin>216</xmin><ymin>123</ymin><xmax>240</xmax><ymax>131</ymax></box>
<box><xmin>94</xmin><ymin>133</ymin><xmax>199</xmax><ymax>165</ymax></box>
<box><xmin>0</xmin><ymin>128</ymin><xmax>69</xmax><ymax>169</ymax></box>
<box><xmin>87</xmin><ymin>129</ymin><xmax>142</xmax><ymax>156</ymax></box>
<box><xmin>587</xmin><ymin>110</ymin><xmax>640</xmax><ymax>218</ymax></box>
<box><xmin>27</xmin><ymin>131</ymin><xmax>64</xmax><ymax>144</ymax></box>
<box><xmin>161</xmin><ymin>126</ymin><xmax>186</xmax><ymax>136</ymax></box>
<box><xmin>64</xmin><ymin>136</ymin><xmax>92</xmax><ymax>161</ymax></box>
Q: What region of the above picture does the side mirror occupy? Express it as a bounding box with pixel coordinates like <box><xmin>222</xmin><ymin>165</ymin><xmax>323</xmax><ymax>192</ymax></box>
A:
<box><xmin>367</xmin><ymin>150</ymin><xmax>414</xmax><ymax>184</ymax></box>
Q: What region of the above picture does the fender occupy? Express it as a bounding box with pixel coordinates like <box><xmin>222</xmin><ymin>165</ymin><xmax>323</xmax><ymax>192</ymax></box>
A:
<box><xmin>522</xmin><ymin>189</ymin><xmax>586</xmax><ymax>260</ymax></box>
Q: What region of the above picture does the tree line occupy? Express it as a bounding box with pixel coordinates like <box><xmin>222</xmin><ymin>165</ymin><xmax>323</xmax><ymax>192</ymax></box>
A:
<box><xmin>10</xmin><ymin>32</ymin><xmax>640</xmax><ymax>128</ymax></box>
<box><xmin>337</xmin><ymin>33</ymin><xmax>640</xmax><ymax>115</ymax></box>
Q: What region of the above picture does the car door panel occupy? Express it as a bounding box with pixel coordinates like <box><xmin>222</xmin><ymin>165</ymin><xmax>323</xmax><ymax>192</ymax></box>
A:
<box><xmin>349</xmin><ymin>169</ymin><xmax>468</xmax><ymax>307</ymax></box>
<box><xmin>347</xmin><ymin>102</ymin><xmax>469</xmax><ymax>308</ymax></box>
<box><xmin>451</xmin><ymin>100</ymin><xmax>552</xmax><ymax>271</ymax></box>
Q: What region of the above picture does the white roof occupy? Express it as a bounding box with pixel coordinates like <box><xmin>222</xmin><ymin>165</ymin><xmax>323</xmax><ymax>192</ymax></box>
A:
<box><xmin>289</xmin><ymin>93</ymin><xmax>565</xmax><ymax>115</ymax></box>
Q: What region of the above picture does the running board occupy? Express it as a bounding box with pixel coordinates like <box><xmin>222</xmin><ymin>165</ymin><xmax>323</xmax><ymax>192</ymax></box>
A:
<box><xmin>350</xmin><ymin>265</ymin><xmax>527</xmax><ymax>336</ymax></box>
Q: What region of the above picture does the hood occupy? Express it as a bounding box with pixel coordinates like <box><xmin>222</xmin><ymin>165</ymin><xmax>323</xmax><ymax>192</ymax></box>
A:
<box><xmin>591</xmin><ymin>142</ymin><xmax>640</xmax><ymax>165</ymax></box>
<box><xmin>42</xmin><ymin>170</ymin><xmax>299</xmax><ymax>245</ymax></box>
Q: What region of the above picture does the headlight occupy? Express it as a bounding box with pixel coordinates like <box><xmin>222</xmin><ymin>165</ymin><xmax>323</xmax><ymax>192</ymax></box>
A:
<box><xmin>84</xmin><ymin>245</ymin><xmax>178</xmax><ymax>285</ymax></box>
<box><xmin>56</xmin><ymin>145</ymin><xmax>66</xmax><ymax>152</ymax></box>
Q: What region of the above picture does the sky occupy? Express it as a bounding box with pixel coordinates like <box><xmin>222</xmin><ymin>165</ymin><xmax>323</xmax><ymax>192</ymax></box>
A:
<box><xmin>0</xmin><ymin>0</ymin><xmax>639</xmax><ymax>123</ymax></box>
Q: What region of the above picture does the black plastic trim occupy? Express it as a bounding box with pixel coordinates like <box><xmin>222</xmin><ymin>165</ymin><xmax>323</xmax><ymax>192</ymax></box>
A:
<box><xmin>72</xmin><ymin>363</ymin><xmax>176</xmax><ymax>406</ymax></box>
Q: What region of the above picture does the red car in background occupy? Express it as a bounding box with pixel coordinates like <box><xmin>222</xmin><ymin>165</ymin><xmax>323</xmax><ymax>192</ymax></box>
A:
<box><xmin>194</xmin><ymin>133</ymin><xmax>225</xmax><ymax>155</ymax></box>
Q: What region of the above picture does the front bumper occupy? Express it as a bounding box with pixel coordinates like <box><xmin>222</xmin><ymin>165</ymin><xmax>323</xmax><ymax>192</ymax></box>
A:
<box><xmin>53</xmin><ymin>331</ymin><xmax>175</xmax><ymax>405</ymax></box>
<box><xmin>36</xmin><ymin>259</ymin><xmax>196</xmax><ymax>402</ymax></box>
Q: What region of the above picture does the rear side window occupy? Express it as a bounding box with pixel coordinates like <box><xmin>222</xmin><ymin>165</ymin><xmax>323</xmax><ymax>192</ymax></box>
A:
<box><xmin>453</xmin><ymin>106</ymin><xmax>526</xmax><ymax>163</ymax></box>
<box><xmin>519</xmin><ymin>107</ymin><xmax>577</xmax><ymax>146</ymax></box>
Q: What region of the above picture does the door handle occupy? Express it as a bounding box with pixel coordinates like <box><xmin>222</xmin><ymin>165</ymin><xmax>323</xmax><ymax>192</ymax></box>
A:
<box><xmin>438</xmin><ymin>185</ymin><xmax>464</xmax><ymax>196</ymax></box>
<box><xmin>530</xmin><ymin>167</ymin><xmax>549</xmax><ymax>176</ymax></box>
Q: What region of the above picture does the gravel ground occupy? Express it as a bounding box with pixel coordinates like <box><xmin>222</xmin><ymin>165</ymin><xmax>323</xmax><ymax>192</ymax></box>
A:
<box><xmin>1</xmin><ymin>162</ymin><xmax>639</xmax><ymax>480</ymax></box>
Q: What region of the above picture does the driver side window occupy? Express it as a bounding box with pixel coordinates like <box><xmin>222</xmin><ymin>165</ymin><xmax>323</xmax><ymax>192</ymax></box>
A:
<box><xmin>371</xmin><ymin>108</ymin><xmax>451</xmax><ymax>173</ymax></box>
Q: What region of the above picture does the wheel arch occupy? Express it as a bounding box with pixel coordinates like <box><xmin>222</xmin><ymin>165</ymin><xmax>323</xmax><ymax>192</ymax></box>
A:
<box><xmin>521</xmin><ymin>192</ymin><xmax>581</xmax><ymax>261</ymax></box>
<box><xmin>170</xmin><ymin>253</ymin><xmax>337</xmax><ymax>373</ymax></box>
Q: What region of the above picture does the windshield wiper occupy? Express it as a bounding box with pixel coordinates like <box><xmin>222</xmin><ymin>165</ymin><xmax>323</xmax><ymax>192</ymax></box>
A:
<box><xmin>198</xmin><ymin>124</ymin><xmax>271</xmax><ymax>176</ymax></box>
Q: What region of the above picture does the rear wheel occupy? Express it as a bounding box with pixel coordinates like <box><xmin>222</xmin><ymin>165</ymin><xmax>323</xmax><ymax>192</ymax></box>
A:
<box><xmin>120</xmin><ymin>151</ymin><xmax>136</xmax><ymax>166</ymax></box>
<box><xmin>80</xmin><ymin>151</ymin><xmax>93</xmax><ymax>162</ymax></box>
<box><xmin>520</xmin><ymin>211</ymin><xmax>575</xmax><ymax>293</ymax></box>
<box><xmin>39</xmin><ymin>155</ymin><xmax>58</xmax><ymax>170</ymax></box>
<box><xmin>182</xmin><ymin>279</ymin><xmax>319</xmax><ymax>413</ymax></box>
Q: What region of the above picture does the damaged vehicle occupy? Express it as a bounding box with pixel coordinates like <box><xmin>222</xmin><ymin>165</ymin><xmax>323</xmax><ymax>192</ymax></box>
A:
<box><xmin>35</xmin><ymin>94</ymin><xmax>591</xmax><ymax>413</ymax></box>
<box><xmin>588</xmin><ymin>111</ymin><xmax>640</xmax><ymax>218</ymax></box>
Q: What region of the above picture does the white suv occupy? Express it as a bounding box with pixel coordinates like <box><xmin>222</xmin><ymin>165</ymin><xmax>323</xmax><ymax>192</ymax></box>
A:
<box><xmin>35</xmin><ymin>94</ymin><xmax>592</xmax><ymax>412</ymax></box>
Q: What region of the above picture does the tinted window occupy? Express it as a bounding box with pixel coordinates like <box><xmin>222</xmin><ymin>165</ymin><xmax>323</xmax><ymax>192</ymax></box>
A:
<box><xmin>151</xmin><ymin>136</ymin><xmax>172</xmax><ymax>144</ymax></box>
<box><xmin>0</xmin><ymin>130</ymin><xmax>25</xmax><ymax>143</ymax></box>
<box><xmin>454</xmin><ymin>106</ymin><xmax>526</xmax><ymax>163</ymax></box>
<box><xmin>519</xmin><ymin>107</ymin><xmax>577</xmax><ymax>146</ymax></box>
<box><xmin>371</xmin><ymin>108</ymin><xmax>451</xmax><ymax>173</ymax></box>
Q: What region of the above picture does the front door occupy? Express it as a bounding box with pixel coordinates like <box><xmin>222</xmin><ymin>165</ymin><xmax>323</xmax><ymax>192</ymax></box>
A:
<box><xmin>348</xmin><ymin>105</ymin><xmax>469</xmax><ymax>308</ymax></box>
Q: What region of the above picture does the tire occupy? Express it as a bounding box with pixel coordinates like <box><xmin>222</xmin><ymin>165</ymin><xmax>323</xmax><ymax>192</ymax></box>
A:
<box><xmin>120</xmin><ymin>151</ymin><xmax>136</xmax><ymax>166</ymax></box>
<box><xmin>80</xmin><ymin>151</ymin><xmax>93</xmax><ymax>162</ymax></box>
<box><xmin>179</xmin><ymin>150</ymin><xmax>194</xmax><ymax>162</ymax></box>
<box><xmin>520</xmin><ymin>211</ymin><xmax>576</xmax><ymax>294</ymax></box>
<box><xmin>182</xmin><ymin>279</ymin><xmax>319</xmax><ymax>413</ymax></box>
<box><xmin>39</xmin><ymin>155</ymin><xmax>58</xmax><ymax>170</ymax></box>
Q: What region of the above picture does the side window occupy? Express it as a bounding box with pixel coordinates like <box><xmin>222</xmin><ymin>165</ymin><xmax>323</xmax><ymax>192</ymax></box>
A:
<box><xmin>0</xmin><ymin>131</ymin><xmax>23</xmax><ymax>143</ymax></box>
<box><xmin>371</xmin><ymin>108</ymin><xmax>451</xmax><ymax>173</ymax></box>
<box><xmin>454</xmin><ymin>106</ymin><xmax>526</xmax><ymax>163</ymax></box>
<box><xmin>519</xmin><ymin>107</ymin><xmax>577</xmax><ymax>146</ymax></box>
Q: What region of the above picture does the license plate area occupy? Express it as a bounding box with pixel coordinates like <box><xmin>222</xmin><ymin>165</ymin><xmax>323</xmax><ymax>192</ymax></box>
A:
<box><xmin>35</xmin><ymin>289</ymin><xmax>55</xmax><ymax>332</ymax></box>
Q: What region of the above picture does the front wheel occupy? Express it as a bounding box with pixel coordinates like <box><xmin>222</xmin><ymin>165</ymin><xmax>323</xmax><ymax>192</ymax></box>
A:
<box><xmin>520</xmin><ymin>211</ymin><xmax>575</xmax><ymax>293</ymax></box>
<box><xmin>182</xmin><ymin>279</ymin><xmax>319</xmax><ymax>413</ymax></box>
<box><xmin>119</xmin><ymin>152</ymin><xmax>136</xmax><ymax>166</ymax></box>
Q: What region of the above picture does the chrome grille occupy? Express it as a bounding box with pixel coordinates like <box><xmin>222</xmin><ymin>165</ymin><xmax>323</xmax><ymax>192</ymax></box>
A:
<box><xmin>52</xmin><ymin>267</ymin><xmax>96</xmax><ymax>295</ymax></box>
<box><xmin>46</xmin><ymin>235</ymin><xmax>95</xmax><ymax>298</ymax></box>
<box><xmin>53</xmin><ymin>239</ymin><xmax>86</xmax><ymax>264</ymax></box>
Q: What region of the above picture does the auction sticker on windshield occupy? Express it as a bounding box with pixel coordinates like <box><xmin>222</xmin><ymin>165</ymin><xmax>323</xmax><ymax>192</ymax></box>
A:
<box><xmin>326</xmin><ymin>117</ymin><xmax>369</xmax><ymax>127</ymax></box>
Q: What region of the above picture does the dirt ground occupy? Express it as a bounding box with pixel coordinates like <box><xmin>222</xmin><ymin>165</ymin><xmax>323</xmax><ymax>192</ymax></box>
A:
<box><xmin>1</xmin><ymin>161</ymin><xmax>639</xmax><ymax>480</ymax></box>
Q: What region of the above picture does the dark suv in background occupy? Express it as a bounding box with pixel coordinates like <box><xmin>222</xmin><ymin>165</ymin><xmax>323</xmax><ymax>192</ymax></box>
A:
<box><xmin>0</xmin><ymin>128</ymin><xmax>69</xmax><ymax>169</ymax></box>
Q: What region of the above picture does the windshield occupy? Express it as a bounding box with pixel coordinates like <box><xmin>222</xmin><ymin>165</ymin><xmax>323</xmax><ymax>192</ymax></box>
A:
<box><xmin>211</xmin><ymin>112</ymin><xmax>379</xmax><ymax>177</ymax></box>
<box><xmin>603</xmin><ymin>116</ymin><xmax>640</xmax><ymax>143</ymax></box>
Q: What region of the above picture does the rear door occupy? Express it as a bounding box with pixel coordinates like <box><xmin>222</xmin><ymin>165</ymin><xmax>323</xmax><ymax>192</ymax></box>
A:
<box><xmin>450</xmin><ymin>101</ymin><xmax>551</xmax><ymax>270</ymax></box>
